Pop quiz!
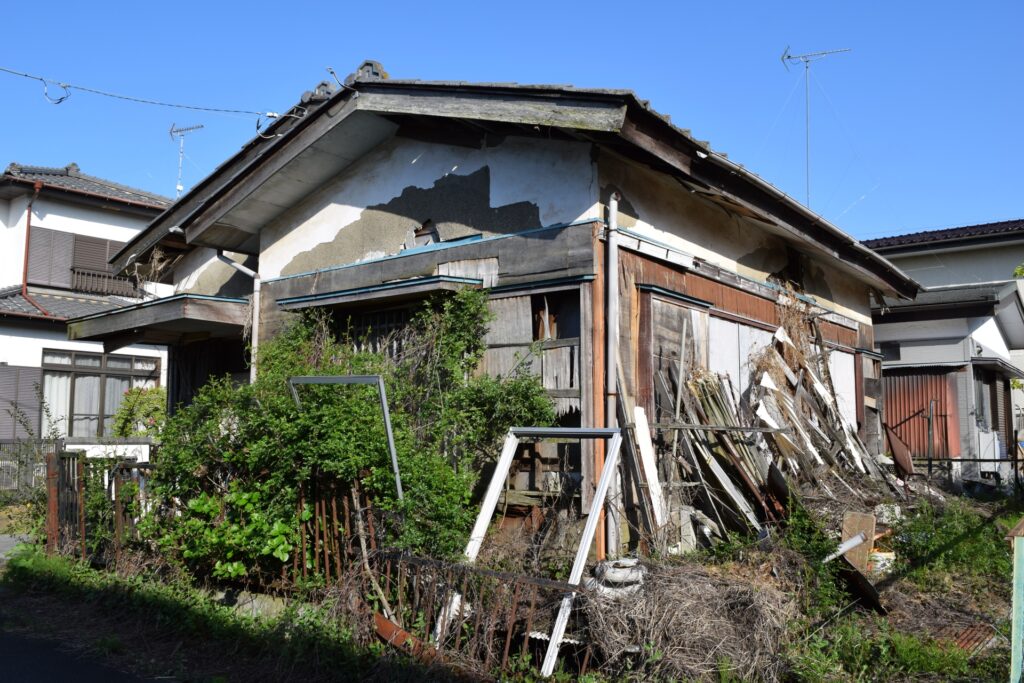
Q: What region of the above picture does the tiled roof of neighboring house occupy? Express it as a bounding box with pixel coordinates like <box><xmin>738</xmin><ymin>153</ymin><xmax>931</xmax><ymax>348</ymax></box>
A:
<box><xmin>2</xmin><ymin>163</ymin><xmax>171</xmax><ymax>209</ymax></box>
<box><xmin>863</xmin><ymin>219</ymin><xmax>1024</xmax><ymax>251</ymax></box>
<box><xmin>0</xmin><ymin>285</ymin><xmax>137</xmax><ymax>321</ymax></box>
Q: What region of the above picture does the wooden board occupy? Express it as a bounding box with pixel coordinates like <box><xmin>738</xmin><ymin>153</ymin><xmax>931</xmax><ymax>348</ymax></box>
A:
<box><xmin>842</xmin><ymin>511</ymin><xmax>876</xmax><ymax>572</ymax></box>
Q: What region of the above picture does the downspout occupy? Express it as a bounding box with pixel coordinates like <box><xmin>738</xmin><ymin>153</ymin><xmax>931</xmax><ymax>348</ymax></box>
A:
<box><xmin>605</xmin><ymin>193</ymin><xmax>621</xmax><ymax>431</ymax></box>
<box><xmin>216</xmin><ymin>251</ymin><xmax>260</xmax><ymax>383</ymax></box>
<box><xmin>21</xmin><ymin>181</ymin><xmax>52</xmax><ymax>317</ymax></box>
<box><xmin>604</xmin><ymin>192</ymin><xmax>621</xmax><ymax>556</ymax></box>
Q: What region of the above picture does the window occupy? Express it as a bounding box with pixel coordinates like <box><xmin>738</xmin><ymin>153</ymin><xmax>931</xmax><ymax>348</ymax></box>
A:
<box><xmin>42</xmin><ymin>350</ymin><xmax>160</xmax><ymax>438</ymax></box>
<box><xmin>879</xmin><ymin>342</ymin><xmax>901</xmax><ymax>362</ymax></box>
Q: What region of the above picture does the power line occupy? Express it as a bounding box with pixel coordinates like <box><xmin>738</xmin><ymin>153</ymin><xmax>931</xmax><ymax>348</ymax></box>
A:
<box><xmin>0</xmin><ymin>65</ymin><xmax>279</xmax><ymax>117</ymax></box>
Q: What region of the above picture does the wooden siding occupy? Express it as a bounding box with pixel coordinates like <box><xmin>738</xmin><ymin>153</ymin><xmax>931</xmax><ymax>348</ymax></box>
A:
<box><xmin>616</xmin><ymin>249</ymin><xmax>860</xmax><ymax>349</ymax></box>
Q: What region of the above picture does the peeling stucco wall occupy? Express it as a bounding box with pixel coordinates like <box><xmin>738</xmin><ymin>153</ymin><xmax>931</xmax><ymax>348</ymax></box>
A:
<box><xmin>173</xmin><ymin>247</ymin><xmax>256</xmax><ymax>298</ymax></box>
<box><xmin>599</xmin><ymin>152</ymin><xmax>872</xmax><ymax>324</ymax></box>
<box><xmin>258</xmin><ymin>135</ymin><xmax>599</xmax><ymax>279</ymax></box>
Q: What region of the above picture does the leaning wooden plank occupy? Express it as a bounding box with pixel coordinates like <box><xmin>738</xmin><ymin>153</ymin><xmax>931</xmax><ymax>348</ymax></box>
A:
<box><xmin>540</xmin><ymin>432</ymin><xmax>623</xmax><ymax>678</ymax></box>
<box><xmin>633</xmin><ymin>406</ymin><xmax>668</xmax><ymax>529</ymax></box>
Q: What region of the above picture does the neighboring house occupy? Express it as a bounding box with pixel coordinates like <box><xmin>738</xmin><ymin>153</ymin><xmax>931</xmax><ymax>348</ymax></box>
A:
<box><xmin>865</xmin><ymin>220</ymin><xmax>1024</xmax><ymax>485</ymax></box>
<box><xmin>68</xmin><ymin>62</ymin><xmax>916</xmax><ymax>484</ymax></box>
<box><xmin>0</xmin><ymin>163</ymin><xmax>170</xmax><ymax>447</ymax></box>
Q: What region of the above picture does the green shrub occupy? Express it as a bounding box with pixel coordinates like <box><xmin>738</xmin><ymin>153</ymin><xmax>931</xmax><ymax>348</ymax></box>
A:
<box><xmin>111</xmin><ymin>386</ymin><xmax>167</xmax><ymax>438</ymax></box>
<box><xmin>149</xmin><ymin>290</ymin><xmax>555</xmax><ymax>581</ymax></box>
<box><xmin>790</xmin><ymin>615</ymin><xmax>971</xmax><ymax>681</ymax></box>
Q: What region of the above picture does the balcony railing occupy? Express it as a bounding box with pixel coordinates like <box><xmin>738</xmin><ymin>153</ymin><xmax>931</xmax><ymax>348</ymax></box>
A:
<box><xmin>71</xmin><ymin>268</ymin><xmax>138</xmax><ymax>297</ymax></box>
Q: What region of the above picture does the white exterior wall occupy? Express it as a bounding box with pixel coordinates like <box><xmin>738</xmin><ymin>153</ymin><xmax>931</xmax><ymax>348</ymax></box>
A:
<box><xmin>259</xmin><ymin>136</ymin><xmax>599</xmax><ymax>279</ymax></box>
<box><xmin>968</xmin><ymin>316</ymin><xmax>1012</xmax><ymax>361</ymax></box>
<box><xmin>0</xmin><ymin>195</ymin><xmax>28</xmax><ymax>289</ymax></box>
<box><xmin>0</xmin><ymin>193</ymin><xmax>153</xmax><ymax>290</ymax></box>
<box><xmin>0</xmin><ymin>323</ymin><xmax>167</xmax><ymax>387</ymax></box>
<box><xmin>599</xmin><ymin>153</ymin><xmax>873</xmax><ymax>325</ymax></box>
<box><xmin>885</xmin><ymin>244</ymin><xmax>1024</xmax><ymax>288</ymax></box>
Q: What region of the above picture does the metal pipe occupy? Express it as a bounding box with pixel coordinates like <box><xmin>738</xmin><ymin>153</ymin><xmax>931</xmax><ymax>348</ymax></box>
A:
<box><xmin>216</xmin><ymin>250</ymin><xmax>259</xmax><ymax>382</ymax></box>
<box><xmin>21</xmin><ymin>181</ymin><xmax>51</xmax><ymax>317</ymax></box>
<box><xmin>604</xmin><ymin>192</ymin><xmax>621</xmax><ymax>557</ymax></box>
<box><xmin>822</xmin><ymin>532</ymin><xmax>867</xmax><ymax>564</ymax></box>
<box><xmin>605</xmin><ymin>193</ymin><xmax>620</xmax><ymax>429</ymax></box>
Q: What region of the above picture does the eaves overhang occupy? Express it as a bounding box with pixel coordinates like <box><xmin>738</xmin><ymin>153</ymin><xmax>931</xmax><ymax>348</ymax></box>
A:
<box><xmin>67</xmin><ymin>293</ymin><xmax>248</xmax><ymax>353</ymax></box>
<box><xmin>116</xmin><ymin>68</ymin><xmax>918</xmax><ymax>300</ymax></box>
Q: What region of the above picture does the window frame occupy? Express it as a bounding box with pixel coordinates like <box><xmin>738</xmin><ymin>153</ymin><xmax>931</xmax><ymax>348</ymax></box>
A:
<box><xmin>41</xmin><ymin>349</ymin><xmax>161</xmax><ymax>438</ymax></box>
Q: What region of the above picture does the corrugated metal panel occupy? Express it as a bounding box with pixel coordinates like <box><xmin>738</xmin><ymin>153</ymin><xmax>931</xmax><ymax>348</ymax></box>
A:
<box><xmin>883</xmin><ymin>368</ymin><xmax>961</xmax><ymax>458</ymax></box>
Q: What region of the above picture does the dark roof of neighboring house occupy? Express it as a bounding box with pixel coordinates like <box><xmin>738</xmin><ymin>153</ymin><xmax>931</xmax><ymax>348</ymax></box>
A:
<box><xmin>1</xmin><ymin>163</ymin><xmax>170</xmax><ymax>210</ymax></box>
<box><xmin>112</xmin><ymin>60</ymin><xmax>918</xmax><ymax>299</ymax></box>
<box><xmin>863</xmin><ymin>218</ymin><xmax>1024</xmax><ymax>252</ymax></box>
<box><xmin>0</xmin><ymin>285</ymin><xmax>137</xmax><ymax>321</ymax></box>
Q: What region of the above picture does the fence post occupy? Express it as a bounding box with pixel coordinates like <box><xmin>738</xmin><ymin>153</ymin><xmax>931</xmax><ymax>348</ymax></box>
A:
<box><xmin>113</xmin><ymin>465</ymin><xmax>123</xmax><ymax>566</ymax></box>
<box><xmin>45</xmin><ymin>451</ymin><xmax>58</xmax><ymax>555</ymax></box>
<box><xmin>77</xmin><ymin>455</ymin><xmax>86</xmax><ymax>562</ymax></box>
<box><xmin>1008</xmin><ymin>517</ymin><xmax>1024</xmax><ymax>683</ymax></box>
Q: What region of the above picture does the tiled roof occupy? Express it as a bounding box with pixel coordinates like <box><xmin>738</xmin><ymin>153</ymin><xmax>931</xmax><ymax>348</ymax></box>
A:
<box><xmin>863</xmin><ymin>219</ymin><xmax>1024</xmax><ymax>250</ymax></box>
<box><xmin>3</xmin><ymin>163</ymin><xmax>171</xmax><ymax>209</ymax></box>
<box><xmin>0</xmin><ymin>286</ymin><xmax>137</xmax><ymax>321</ymax></box>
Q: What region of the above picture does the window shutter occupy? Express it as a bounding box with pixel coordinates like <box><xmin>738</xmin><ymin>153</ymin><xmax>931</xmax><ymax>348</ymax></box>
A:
<box><xmin>73</xmin><ymin>235</ymin><xmax>109</xmax><ymax>272</ymax></box>
<box><xmin>27</xmin><ymin>227</ymin><xmax>73</xmax><ymax>288</ymax></box>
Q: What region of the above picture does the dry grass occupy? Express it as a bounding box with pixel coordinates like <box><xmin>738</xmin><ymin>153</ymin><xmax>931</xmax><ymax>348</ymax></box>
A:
<box><xmin>583</xmin><ymin>558</ymin><xmax>797</xmax><ymax>682</ymax></box>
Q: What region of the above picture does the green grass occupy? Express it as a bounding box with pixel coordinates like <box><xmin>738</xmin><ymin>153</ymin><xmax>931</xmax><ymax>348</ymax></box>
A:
<box><xmin>0</xmin><ymin>546</ymin><xmax>394</xmax><ymax>680</ymax></box>
<box><xmin>788</xmin><ymin>614</ymin><xmax>1007</xmax><ymax>682</ymax></box>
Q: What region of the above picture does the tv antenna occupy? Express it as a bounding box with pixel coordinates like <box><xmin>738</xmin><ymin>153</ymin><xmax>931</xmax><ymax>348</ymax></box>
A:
<box><xmin>169</xmin><ymin>123</ymin><xmax>204</xmax><ymax>198</ymax></box>
<box><xmin>781</xmin><ymin>46</ymin><xmax>850</xmax><ymax>208</ymax></box>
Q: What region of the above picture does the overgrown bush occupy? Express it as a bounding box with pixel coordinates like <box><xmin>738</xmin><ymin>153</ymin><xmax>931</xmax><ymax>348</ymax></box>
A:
<box><xmin>149</xmin><ymin>290</ymin><xmax>555</xmax><ymax>582</ymax></box>
<box><xmin>111</xmin><ymin>386</ymin><xmax>167</xmax><ymax>438</ymax></box>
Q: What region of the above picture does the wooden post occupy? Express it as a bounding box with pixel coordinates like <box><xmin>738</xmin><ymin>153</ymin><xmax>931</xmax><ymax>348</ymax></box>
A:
<box><xmin>45</xmin><ymin>451</ymin><xmax>58</xmax><ymax>555</ymax></box>
<box><xmin>77</xmin><ymin>456</ymin><xmax>86</xmax><ymax>562</ymax></box>
<box><xmin>1007</xmin><ymin>516</ymin><xmax>1024</xmax><ymax>682</ymax></box>
<box><xmin>113</xmin><ymin>467</ymin><xmax>124</xmax><ymax>566</ymax></box>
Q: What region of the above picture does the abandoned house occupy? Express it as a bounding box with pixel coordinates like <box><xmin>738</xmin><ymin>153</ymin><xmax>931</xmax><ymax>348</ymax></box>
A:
<box><xmin>865</xmin><ymin>220</ymin><xmax>1024</xmax><ymax>486</ymax></box>
<box><xmin>0</xmin><ymin>163</ymin><xmax>169</xmax><ymax>458</ymax></box>
<box><xmin>66</xmin><ymin>62</ymin><xmax>919</xmax><ymax>542</ymax></box>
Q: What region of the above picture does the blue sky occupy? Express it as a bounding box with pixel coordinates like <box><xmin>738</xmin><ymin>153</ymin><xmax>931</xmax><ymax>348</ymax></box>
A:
<box><xmin>1</xmin><ymin>1</ymin><xmax>1020</xmax><ymax>240</ymax></box>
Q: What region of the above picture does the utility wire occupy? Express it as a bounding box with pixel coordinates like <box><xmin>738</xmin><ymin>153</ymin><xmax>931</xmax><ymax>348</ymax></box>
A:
<box><xmin>0</xmin><ymin>65</ymin><xmax>279</xmax><ymax>117</ymax></box>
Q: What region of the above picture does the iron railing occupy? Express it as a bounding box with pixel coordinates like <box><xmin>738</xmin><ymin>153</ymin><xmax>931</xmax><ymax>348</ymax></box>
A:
<box><xmin>71</xmin><ymin>268</ymin><xmax>138</xmax><ymax>297</ymax></box>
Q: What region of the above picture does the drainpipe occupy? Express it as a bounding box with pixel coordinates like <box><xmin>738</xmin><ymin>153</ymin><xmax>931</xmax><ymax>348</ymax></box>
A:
<box><xmin>606</xmin><ymin>193</ymin><xmax>621</xmax><ymax>431</ymax></box>
<box><xmin>604</xmin><ymin>192</ymin><xmax>621</xmax><ymax>556</ymax></box>
<box><xmin>216</xmin><ymin>251</ymin><xmax>260</xmax><ymax>383</ymax></box>
<box><xmin>21</xmin><ymin>181</ymin><xmax>51</xmax><ymax>317</ymax></box>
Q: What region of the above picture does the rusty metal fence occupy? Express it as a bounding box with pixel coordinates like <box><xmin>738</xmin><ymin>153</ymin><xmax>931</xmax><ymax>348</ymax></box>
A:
<box><xmin>358</xmin><ymin>551</ymin><xmax>594</xmax><ymax>676</ymax></box>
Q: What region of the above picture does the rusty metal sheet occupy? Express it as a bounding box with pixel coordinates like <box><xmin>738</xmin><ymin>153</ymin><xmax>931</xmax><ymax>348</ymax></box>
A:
<box><xmin>882</xmin><ymin>368</ymin><xmax>961</xmax><ymax>459</ymax></box>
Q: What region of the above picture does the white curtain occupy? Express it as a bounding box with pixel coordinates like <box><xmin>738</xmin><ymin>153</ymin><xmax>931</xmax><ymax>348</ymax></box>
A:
<box><xmin>42</xmin><ymin>372</ymin><xmax>71</xmax><ymax>438</ymax></box>
<box><xmin>104</xmin><ymin>376</ymin><xmax>131</xmax><ymax>435</ymax></box>
<box><xmin>72</xmin><ymin>375</ymin><xmax>101</xmax><ymax>437</ymax></box>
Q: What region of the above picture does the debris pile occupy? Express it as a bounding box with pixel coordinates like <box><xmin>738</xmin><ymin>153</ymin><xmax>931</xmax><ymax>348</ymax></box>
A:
<box><xmin>583</xmin><ymin>559</ymin><xmax>796</xmax><ymax>681</ymax></box>
<box><xmin>652</xmin><ymin>318</ymin><xmax>902</xmax><ymax>550</ymax></box>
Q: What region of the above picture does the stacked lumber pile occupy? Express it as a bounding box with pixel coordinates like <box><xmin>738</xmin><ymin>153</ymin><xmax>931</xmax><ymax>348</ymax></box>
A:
<box><xmin>650</xmin><ymin>324</ymin><xmax>900</xmax><ymax>549</ymax></box>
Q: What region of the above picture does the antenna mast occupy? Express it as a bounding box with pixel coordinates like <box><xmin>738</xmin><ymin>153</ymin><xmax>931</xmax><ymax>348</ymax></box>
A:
<box><xmin>169</xmin><ymin>123</ymin><xmax>204</xmax><ymax>198</ymax></box>
<box><xmin>781</xmin><ymin>47</ymin><xmax>850</xmax><ymax>208</ymax></box>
